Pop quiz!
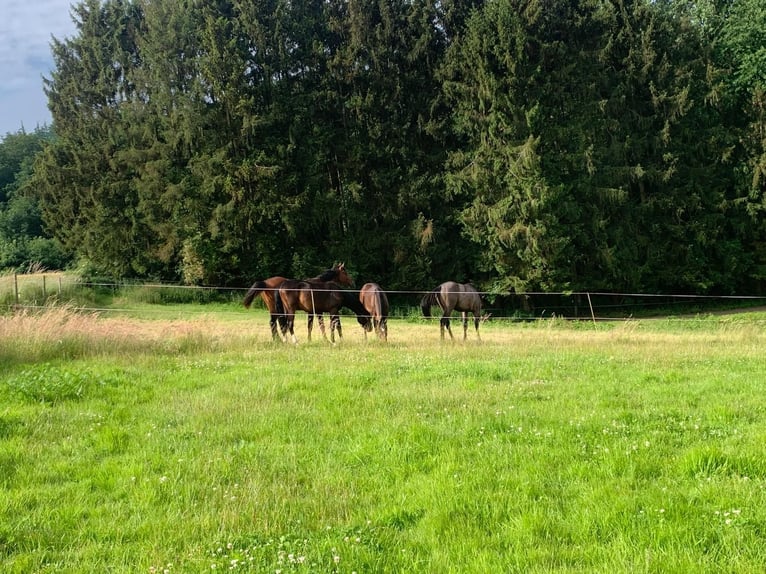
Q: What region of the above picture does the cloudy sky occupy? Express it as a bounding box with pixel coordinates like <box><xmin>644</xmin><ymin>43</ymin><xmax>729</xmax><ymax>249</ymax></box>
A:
<box><xmin>0</xmin><ymin>0</ymin><xmax>77</xmax><ymax>136</ymax></box>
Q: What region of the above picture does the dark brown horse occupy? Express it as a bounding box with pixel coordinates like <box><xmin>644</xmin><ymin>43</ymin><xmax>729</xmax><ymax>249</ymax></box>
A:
<box><xmin>277</xmin><ymin>263</ymin><xmax>355</xmax><ymax>344</ymax></box>
<box><xmin>359</xmin><ymin>283</ymin><xmax>389</xmax><ymax>341</ymax></box>
<box><xmin>243</xmin><ymin>264</ymin><xmax>351</xmax><ymax>341</ymax></box>
<box><xmin>421</xmin><ymin>281</ymin><xmax>482</xmax><ymax>341</ymax></box>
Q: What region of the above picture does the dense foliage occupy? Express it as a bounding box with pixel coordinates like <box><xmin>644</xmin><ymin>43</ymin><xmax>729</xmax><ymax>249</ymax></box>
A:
<box><xmin>0</xmin><ymin>127</ymin><xmax>70</xmax><ymax>271</ymax></box>
<box><xmin>9</xmin><ymin>0</ymin><xmax>766</xmax><ymax>293</ymax></box>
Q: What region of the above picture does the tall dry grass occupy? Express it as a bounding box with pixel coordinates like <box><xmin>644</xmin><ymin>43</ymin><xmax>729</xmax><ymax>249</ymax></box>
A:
<box><xmin>4</xmin><ymin>302</ymin><xmax>766</xmax><ymax>368</ymax></box>
<box><xmin>0</xmin><ymin>306</ymin><xmax>237</xmax><ymax>364</ymax></box>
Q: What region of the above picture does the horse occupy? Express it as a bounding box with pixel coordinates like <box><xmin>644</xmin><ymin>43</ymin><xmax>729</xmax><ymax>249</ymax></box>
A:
<box><xmin>421</xmin><ymin>281</ymin><xmax>482</xmax><ymax>341</ymax></box>
<box><xmin>341</xmin><ymin>288</ymin><xmax>373</xmax><ymax>336</ymax></box>
<box><xmin>302</xmin><ymin>263</ymin><xmax>355</xmax><ymax>339</ymax></box>
<box><xmin>243</xmin><ymin>263</ymin><xmax>351</xmax><ymax>341</ymax></box>
<box><xmin>277</xmin><ymin>263</ymin><xmax>356</xmax><ymax>344</ymax></box>
<box><xmin>359</xmin><ymin>283</ymin><xmax>389</xmax><ymax>341</ymax></box>
<box><xmin>243</xmin><ymin>276</ymin><xmax>290</xmax><ymax>340</ymax></box>
<box><xmin>291</xmin><ymin>289</ymin><xmax>371</xmax><ymax>343</ymax></box>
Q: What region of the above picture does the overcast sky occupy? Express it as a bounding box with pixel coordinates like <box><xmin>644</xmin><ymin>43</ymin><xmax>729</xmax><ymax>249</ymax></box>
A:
<box><xmin>0</xmin><ymin>0</ymin><xmax>77</xmax><ymax>137</ymax></box>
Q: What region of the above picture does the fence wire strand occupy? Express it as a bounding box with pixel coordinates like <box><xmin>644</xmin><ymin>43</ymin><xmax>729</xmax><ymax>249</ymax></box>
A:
<box><xmin>5</xmin><ymin>275</ymin><xmax>766</xmax><ymax>323</ymax></box>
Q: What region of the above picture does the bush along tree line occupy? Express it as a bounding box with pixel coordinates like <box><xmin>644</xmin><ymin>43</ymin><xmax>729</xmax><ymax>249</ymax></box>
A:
<box><xmin>5</xmin><ymin>0</ymin><xmax>765</xmax><ymax>297</ymax></box>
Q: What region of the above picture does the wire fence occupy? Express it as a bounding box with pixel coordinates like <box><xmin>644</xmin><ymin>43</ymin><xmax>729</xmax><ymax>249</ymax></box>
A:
<box><xmin>3</xmin><ymin>272</ymin><xmax>766</xmax><ymax>322</ymax></box>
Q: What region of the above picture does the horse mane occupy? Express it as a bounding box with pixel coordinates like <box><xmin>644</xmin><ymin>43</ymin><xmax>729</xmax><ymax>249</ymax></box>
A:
<box><xmin>243</xmin><ymin>280</ymin><xmax>267</xmax><ymax>308</ymax></box>
<box><xmin>314</xmin><ymin>268</ymin><xmax>337</xmax><ymax>282</ymax></box>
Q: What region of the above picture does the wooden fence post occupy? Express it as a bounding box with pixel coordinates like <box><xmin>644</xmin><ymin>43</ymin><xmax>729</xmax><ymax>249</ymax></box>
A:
<box><xmin>586</xmin><ymin>292</ymin><xmax>596</xmax><ymax>325</ymax></box>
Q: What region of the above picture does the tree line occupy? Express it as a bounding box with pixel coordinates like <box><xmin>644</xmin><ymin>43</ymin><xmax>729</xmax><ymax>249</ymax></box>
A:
<box><xmin>3</xmin><ymin>0</ymin><xmax>765</xmax><ymax>296</ymax></box>
<box><xmin>0</xmin><ymin>127</ymin><xmax>70</xmax><ymax>271</ymax></box>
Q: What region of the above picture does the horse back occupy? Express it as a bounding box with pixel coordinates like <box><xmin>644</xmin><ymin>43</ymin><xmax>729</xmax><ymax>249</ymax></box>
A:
<box><xmin>440</xmin><ymin>281</ymin><xmax>481</xmax><ymax>313</ymax></box>
<box><xmin>244</xmin><ymin>276</ymin><xmax>289</xmax><ymax>309</ymax></box>
<box><xmin>457</xmin><ymin>284</ymin><xmax>481</xmax><ymax>313</ymax></box>
<box><xmin>282</xmin><ymin>279</ymin><xmax>344</xmax><ymax>313</ymax></box>
<box><xmin>277</xmin><ymin>278</ymin><xmax>303</xmax><ymax>311</ymax></box>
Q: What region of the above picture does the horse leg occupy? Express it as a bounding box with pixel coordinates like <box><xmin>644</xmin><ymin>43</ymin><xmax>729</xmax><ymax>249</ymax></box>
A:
<box><xmin>462</xmin><ymin>311</ymin><xmax>469</xmax><ymax>341</ymax></box>
<box><xmin>270</xmin><ymin>312</ymin><xmax>288</xmax><ymax>341</ymax></box>
<box><xmin>375</xmin><ymin>318</ymin><xmax>387</xmax><ymax>341</ymax></box>
<box><xmin>328</xmin><ymin>314</ymin><xmax>341</xmax><ymax>343</ymax></box>
<box><xmin>441</xmin><ymin>315</ymin><xmax>454</xmax><ymax>340</ymax></box>
<box><xmin>284</xmin><ymin>311</ymin><xmax>297</xmax><ymax>344</ymax></box>
<box><xmin>334</xmin><ymin>315</ymin><xmax>343</xmax><ymax>341</ymax></box>
<box><xmin>317</xmin><ymin>314</ymin><xmax>329</xmax><ymax>341</ymax></box>
<box><xmin>278</xmin><ymin>312</ymin><xmax>289</xmax><ymax>339</ymax></box>
<box><xmin>474</xmin><ymin>312</ymin><xmax>481</xmax><ymax>341</ymax></box>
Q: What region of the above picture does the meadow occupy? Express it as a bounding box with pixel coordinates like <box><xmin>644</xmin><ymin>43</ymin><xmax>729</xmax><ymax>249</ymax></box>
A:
<box><xmin>2</xmin><ymin>301</ymin><xmax>766</xmax><ymax>573</ymax></box>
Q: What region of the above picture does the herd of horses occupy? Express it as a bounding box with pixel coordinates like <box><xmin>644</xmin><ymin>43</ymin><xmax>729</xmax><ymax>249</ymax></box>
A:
<box><xmin>242</xmin><ymin>263</ymin><xmax>483</xmax><ymax>344</ymax></box>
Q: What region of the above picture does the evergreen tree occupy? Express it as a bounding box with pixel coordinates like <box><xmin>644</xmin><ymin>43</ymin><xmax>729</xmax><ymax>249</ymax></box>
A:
<box><xmin>443</xmin><ymin>0</ymin><xmax>752</xmax><ymax>293</ymax></box>
<box><xmin>26</xmin><ymin>0</ymin><xmax>765</xmax><ymax>294</ymax></box>
<box><xmin>0</xmin><ymin>127</ymin><xmax>69</xmax><ymax>270</ymax></box>
<box><xmin>32</xmin><ymin>0</ymin><xmax>150</xmax><ymax>278</ymax></box>
<box><xmin>317</xmin><ymin>0</ymin><xmax>467</xmax><ymax>288</ymax></box>
<box><xmin>442</xmin><ymin>0</ymin><xmax>606</xmax><ymax>292</ymax></box>
<box><xmin>716</xmin><ymin>0</ymin><xmax>766</xmax><ymax>286</ymax></box>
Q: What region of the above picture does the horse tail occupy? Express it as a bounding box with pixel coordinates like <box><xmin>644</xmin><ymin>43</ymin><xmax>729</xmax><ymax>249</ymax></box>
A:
<box><xmin>372</xmin><ymin>292</ymin><xmax>382</xmax><ymax>320</ymax></box>
<box><xmin>274</xmin><ymin>287</ymin><xmax>285</xmax><ymax>316</ymax></box>
<box><xmin>421</xmin><ymin>289</ymin><xmax>440</xmax><ymax>317</ymax></box>
<box><xmin>243</xmin><ymin>280</ymin><xmax>268</xmax><ymax>308</ymax></box>
<box><xmin>379</xmin><ymin>289</ymin><xmax>390</xmax><ymax>318</ymax></box>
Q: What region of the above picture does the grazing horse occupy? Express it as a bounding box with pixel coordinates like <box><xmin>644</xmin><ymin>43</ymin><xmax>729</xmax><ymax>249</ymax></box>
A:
<box><xmin>277</xmin><ymin>263</ymin><xmax>355</xmax><ymax>344</ymax></box>
<box><xmin>421</xmin><ymin>281</ymin><xmax>482</xmax><ymax>341</ymax></box>
<box><xmin>341</xmin><ymin>289</ymin><xmax>373</xmax><ymax>337</ymax></box>
<box><xmin>243</xmin><ymin>264</ymin><xmax>351</xmax><ymax>341</ymax></box>
<box><xmin>359</xmin><ymin>283</ymin><xmax>389</xmax><ymax>341</ymax></box>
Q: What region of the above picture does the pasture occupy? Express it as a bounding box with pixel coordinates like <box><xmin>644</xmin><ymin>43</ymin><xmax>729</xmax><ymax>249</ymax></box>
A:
<box><xmin>2</xmin><ymin>304</ymin><xmax>766</xmax><ymax>572</ymax></box>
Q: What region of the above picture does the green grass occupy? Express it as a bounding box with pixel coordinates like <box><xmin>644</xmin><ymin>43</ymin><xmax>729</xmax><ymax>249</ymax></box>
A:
<box><xmin>2</xmin><ymin>307</ymin><xmax>766</xmax><ymax>572</ymax></box>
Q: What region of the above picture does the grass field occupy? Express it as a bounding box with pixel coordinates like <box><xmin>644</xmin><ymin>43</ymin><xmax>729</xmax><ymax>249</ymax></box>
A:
<box><xmin>2</xmin><ymin>304</ymin><xmax>766</xmax><ymax>572</ymax></box>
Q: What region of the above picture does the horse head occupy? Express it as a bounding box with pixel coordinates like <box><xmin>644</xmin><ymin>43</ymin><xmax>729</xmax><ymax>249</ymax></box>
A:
<box><xmin>333</xmin><ymin>262</ymin><xmax>354</xmax><ymax>287</ymax></box>
<box><xmin>357</xmin><ymin>315</ymin><xmax>373</xmax><ymax>331</ymax></box>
